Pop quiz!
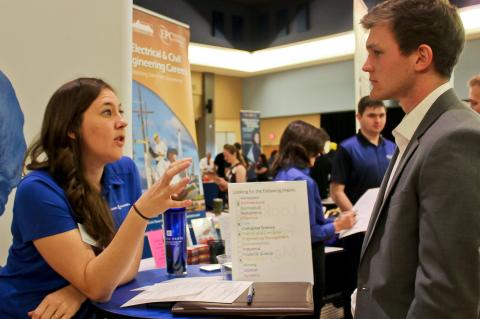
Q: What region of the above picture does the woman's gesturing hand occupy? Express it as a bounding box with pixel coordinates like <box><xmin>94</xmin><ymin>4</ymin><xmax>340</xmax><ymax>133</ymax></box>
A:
<box><xmin>135</xmin><ymin>158</ymin><xmax>193</xmax><ymax>218</ymax></box>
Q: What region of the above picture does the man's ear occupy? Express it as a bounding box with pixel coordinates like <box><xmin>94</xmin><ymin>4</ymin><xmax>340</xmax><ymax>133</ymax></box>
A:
<box><xmin>68</xmin><ymin>132</ymin><xmax>76</xmax><ymax>140</ymax></box>
<box><xmin>414</xmin><ymin>44</ymin><xmax>434</xmax><ymax>72</ymax></box>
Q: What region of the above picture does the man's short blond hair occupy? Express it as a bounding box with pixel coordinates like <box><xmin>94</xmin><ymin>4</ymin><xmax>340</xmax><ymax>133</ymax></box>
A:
<box><xmin>468</xmin><ymin>74</ymin><xmax>480</xmax><ymax>88</ymax></box>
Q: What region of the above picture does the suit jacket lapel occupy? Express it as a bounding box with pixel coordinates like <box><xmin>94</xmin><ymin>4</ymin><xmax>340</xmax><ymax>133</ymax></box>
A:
<box><xmin>360</xmin><ymin>148</ymin><xmax>398</xmax><ymax>259</ymax></box>
<box><xmin>360</xmin><ymin>89</ymin><xmax>460</xmax><ymax>262</ymax></box>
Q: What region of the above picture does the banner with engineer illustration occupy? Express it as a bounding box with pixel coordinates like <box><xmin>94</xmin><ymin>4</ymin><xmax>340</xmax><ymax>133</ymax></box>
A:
<box><xmin>132</xmin><ymin>6</ymin><xmax>204</xmax><ymax>214</ymax></box>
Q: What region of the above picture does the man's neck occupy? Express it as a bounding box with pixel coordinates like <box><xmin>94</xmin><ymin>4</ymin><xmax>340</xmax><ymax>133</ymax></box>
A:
<box><xmin>360</xmin><ymin>130</ymin><xmax>381</xmax><ymax>146</ymax></box>
<box><xmin>400</xmin><ymin>75</ymin><xmax>449</xmax><ymax>113</ymax></box>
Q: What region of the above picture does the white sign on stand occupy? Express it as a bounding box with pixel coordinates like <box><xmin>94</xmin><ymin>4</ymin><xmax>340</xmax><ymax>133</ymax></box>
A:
<box><xmin>228</xmin><ymin>181</ymin><xmax>313</xmax><ymax>284</ymax></box>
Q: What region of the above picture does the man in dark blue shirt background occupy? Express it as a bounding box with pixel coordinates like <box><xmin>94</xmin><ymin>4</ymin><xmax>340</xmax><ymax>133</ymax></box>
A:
<box><xmin>330</xmin><ymin>96</ymin><xmax>395</xmax><ymax>319</ymax></box>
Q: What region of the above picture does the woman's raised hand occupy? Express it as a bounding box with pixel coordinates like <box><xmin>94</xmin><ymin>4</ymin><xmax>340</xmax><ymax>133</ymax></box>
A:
<box><xmin>135</xmin><ymin>158</ymin><xmax>193</xmax><ymax>218</ymax></box>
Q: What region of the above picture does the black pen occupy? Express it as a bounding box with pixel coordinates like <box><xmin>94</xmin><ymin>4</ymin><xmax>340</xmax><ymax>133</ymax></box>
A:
<box><xmin>247</xmin><ymin>284</ymin><xmax>255</xmax><ymax>305</ymax></box>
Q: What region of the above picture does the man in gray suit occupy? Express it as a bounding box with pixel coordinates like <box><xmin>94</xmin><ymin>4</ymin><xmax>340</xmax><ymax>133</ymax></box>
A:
<box><xmin>354</xmin><ymin>0</ymin><xmax>480</xmax><ymax>318</ymax></box>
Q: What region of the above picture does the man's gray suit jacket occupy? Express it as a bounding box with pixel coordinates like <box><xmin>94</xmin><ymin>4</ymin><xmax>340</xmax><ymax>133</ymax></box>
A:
<box><xmin>355</xmin><ymin>89</ymin><xmax>480</xmax><ymax>319</ymax></box>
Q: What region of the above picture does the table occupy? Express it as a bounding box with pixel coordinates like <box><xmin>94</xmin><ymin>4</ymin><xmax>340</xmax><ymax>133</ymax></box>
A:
<box><xmin>94</xmin><ymin>249</ymin><xmax>346</xmax><ymax>319</ymax></box>
<box><xmin>93</xmin><ymin>265</ymin><xmax>217</xmax><ymax>319</ymax></box>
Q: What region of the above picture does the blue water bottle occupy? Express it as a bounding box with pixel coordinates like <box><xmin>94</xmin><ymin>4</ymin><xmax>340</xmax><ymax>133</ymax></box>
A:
<box><xmin>163</xmin><ymin>207</ymin><xmax>187</xmax><ymax>276</ymax></box>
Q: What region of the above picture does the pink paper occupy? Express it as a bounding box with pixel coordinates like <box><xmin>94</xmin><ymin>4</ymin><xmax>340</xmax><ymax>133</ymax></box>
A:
<box><xmin>146</xmin><ymin>230</ymin><xmax>166</xmax><ymax>268</ymax></box>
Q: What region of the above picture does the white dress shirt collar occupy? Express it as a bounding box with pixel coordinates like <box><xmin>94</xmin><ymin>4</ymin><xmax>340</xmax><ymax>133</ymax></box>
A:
<box><xmin>385</xmin><ymin>82</ymin><xmax>452</xmax><ymax>194</ymax></box>
<box><xmin>392</xmin><ymin>82</ymin><xmax>452</xmax><ymax>153</ymax></box>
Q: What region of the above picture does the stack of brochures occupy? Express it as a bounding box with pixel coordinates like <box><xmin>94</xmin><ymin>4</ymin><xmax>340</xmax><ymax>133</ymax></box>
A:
<box><xmin>121</xmin><ymin>277</ymin><xmax>252</xmax><ymax>307</ymax></box>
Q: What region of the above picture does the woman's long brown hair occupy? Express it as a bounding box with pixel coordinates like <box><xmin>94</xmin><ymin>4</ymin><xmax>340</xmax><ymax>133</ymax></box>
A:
<box><xmin>272</xmin><ymin>120</ymin><xmax>327</xmax><ymax>176</ymax></box>
<box><xmin>25</xmin><ymin>78</ymin><xmax>115</xmax><ymax>249</ymax></box>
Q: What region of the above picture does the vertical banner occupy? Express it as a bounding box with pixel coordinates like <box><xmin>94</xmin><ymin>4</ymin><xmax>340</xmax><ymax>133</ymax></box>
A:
<box><xmin>354</xmin><ymin>0</ymin><xmax>370</xmax><ymax>130</ymax></box>
<box><xmin>240</xmin><ymin>110</ymin><xmax>261</xmax><ymax>164</ymax></box>
<box><xmin>132</xmin><ymin>6</ymin><xmax>205</xmax><ymax>220</ymax></box>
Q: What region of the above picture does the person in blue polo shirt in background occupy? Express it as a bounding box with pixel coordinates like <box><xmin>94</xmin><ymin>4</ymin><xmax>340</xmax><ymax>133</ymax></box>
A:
<box><xmin>330</xmin><ymin>96</ymin><xmax>396</xmax><ymax>319</ymax></box>
<box><xmin>273</xmin><ymin>120</ymin><xmax>356</xmax><ymax>319</ymax></box>
<box><xmin>0</xmin><ymin>78</ymin><xmax>192</xmax><ymax>319</ymax></box>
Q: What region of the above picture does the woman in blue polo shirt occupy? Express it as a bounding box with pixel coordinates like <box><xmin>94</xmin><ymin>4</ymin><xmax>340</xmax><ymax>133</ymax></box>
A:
<box><xmin>273</xmin><ymin>120</ymin><xmax>356</xmax><ymax>319</ymax></box>
<box><xmin>0</xmin><ymin>78</ymin><xmax>192</xmax><ymax>318</ymax></box>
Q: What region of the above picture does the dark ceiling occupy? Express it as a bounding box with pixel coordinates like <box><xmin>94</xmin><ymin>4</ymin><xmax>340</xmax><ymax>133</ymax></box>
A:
<box><xmin>223</xmin><ymin>0</ymin><xmax>275</xmax><ymax>5</ymax></box>
<box><xmin>222</xmin><ymin>0</ymin><xmax>478</xmax><ymax>7</ymax></box>
<box><xmin>134</xmin><ymin>0</ymin><xmax>480</xmax><ymax>51</ymax></box>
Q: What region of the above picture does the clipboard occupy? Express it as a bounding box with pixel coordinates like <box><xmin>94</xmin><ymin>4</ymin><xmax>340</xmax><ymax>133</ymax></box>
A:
<box><xmin>171</xmin><ymin>282</ymin><xmax>313</xmax><ymax>316</ymax></box>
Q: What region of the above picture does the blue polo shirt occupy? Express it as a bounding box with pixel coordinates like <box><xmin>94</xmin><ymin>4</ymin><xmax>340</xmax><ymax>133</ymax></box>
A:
<box><xmin>0</xmin><ymin>156</ymin><xmax>142</xmax><ymax>318</ymax></box>
<box><xmin>275</xmin><ymin>167</ymin><xmax>335</xmax><ymax>243</ymax></box>
<box><xmin>331</xmin><ymin>131</ymin><xmax>396</xmax><ymax>204</ymax></box>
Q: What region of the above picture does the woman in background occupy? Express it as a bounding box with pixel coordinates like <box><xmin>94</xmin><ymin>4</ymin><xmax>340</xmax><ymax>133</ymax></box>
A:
<box><xmin>0</xmin><ymin>78</ymin><xmax>191</xmax><ymax>318</ymax></box>
<box><xmin>255</xmin><ymin>153</ymin><xmax>269</xmax><ymax>181</ymax></box>
<box><xmin>273</xmin><ymin>120</ymin><xmax>356</xmax><ymax>319</ymax></box>
<box><xmin>214</xmin><ymin>144</ymin><xmax>247</xmax><ymax>191</ymax></box>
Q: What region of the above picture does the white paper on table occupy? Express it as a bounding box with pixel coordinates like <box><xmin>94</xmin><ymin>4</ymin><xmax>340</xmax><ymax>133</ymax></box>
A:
<box><xmin>122</xmin><ymin>278</ymin><xmax>252</xmax><ymax>307</ymax></box>
<box><xmin>130</xmin><ymin>276</ymin><xmax>224</xmax><ymax>291</ymax></box>
<box><xmin>339</xmin><ymin>188</ymin><xmax>379</xmax><ymax>238</ymax></box>
<box><xmin>199</xmin><ymin>264</ymin><xmax>222</xmax><ymax>272</ymax></box>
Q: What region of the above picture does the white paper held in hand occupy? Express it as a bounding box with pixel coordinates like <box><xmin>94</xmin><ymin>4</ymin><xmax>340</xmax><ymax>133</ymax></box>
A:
<box><xmin>339</xmin><ymin>188</ymin><xmax>380</xmax><ymax>238</ymax></box>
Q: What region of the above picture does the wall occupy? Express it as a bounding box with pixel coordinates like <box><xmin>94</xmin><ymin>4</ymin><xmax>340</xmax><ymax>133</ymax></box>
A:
<box><xmin>261</xmin><ymin>113</ymin><xmax>320</xmax><ymax>158</ymax></box>
<box><xmin>454</xmin><ymin>38</ymin><xmax>480</xmax><ymax>98</ymax></box>
<box><xmin>214</xmin><ymin>74</ymin><xmax>243</xmax><ymax>143</ymax></box>
<box><xmin>261</xmin><ymin>114</ymin><xmax>321</xmax><ymax>145</ymax></box>
<box><xmin>244</xmin><ymin>60</ymin><xmax>354</xmax><ymax>117</ymax></box>
<box><xmin>192</xmin><ymin>71</ymin><xmax>204</xmax><ymax>120</ymax></box>
<box><xmin>0</xmin><ymin>0</ymin><xmax>132</xmax><ymax>264</ymax></box>
<box><xmin>244</xmin><ymin>37</ymin><xmax>480</xmax><ymax>118</ymax></box>
<box><xmin>214</xmin><ymin>75</ymin><xmax>243</xmax><ymax>119</ymax></box>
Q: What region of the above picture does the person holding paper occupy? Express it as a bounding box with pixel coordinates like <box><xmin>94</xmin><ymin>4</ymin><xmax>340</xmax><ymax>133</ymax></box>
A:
<box><xmin>0</xmin><ymin>78</ymin><xmax>192</xmax><ymax>319</ymax></box>
<box><xmin>330</xmin><ymin>96</ymin><xmax>395</xmax><ymax>319</ymax></box>
<box><xmin>355</xmin><ymin>1</ymin><xmax>480</xmax><ymax>317</ymax></box>
<box><xmin>273</xmin><ymin>120</ymin><xmax>356</xmax><ymax>319</ymax></box>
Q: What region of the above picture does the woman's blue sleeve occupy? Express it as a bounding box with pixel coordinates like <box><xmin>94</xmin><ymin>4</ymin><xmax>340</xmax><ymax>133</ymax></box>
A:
<box><xmin>14</xmin><ymin>178</ymin><xmax>77</xmax><ymax>243</ymax></box>
<box><xmin>306</xmin><ymin>179</ymin><xmax>335</xmax><ymax>242</ymax></box>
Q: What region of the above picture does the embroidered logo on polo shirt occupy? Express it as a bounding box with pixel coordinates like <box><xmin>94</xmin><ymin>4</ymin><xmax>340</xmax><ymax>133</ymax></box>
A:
<box><xmin>111</xmin><ymin>203</ymin><xmax>130</xmax><ymax>211</ymax></box>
